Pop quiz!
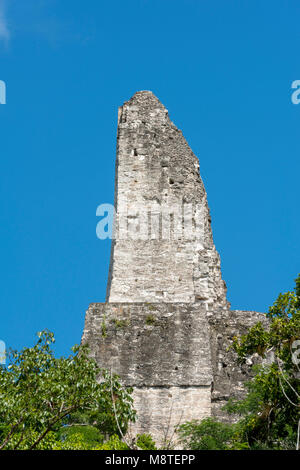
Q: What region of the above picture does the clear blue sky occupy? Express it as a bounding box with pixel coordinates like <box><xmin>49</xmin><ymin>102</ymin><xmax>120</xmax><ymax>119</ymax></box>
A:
<box><xmin>0</xmin><ymin>0</ymin><xmax>299</xmax><ymax>357</ymax></box>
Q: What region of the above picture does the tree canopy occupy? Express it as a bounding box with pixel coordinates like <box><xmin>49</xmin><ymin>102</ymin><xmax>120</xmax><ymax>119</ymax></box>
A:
<box><xmin>0</xmin><ymin>330</ymin><xmax>136</xmax><ymax>450</ymax></box>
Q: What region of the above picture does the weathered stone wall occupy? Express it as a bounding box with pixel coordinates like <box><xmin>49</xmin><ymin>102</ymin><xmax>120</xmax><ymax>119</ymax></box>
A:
<box><xmin>82</xmin><ymin>302</ymin><xmax>267</xmax><ymax>444</ymax></box>
<box><xmin>82</xmin><ymin>302</ymin><xmax>212</xmax><ymax>444</ymax></box>
<box><xmin>208</xmin><ymin>309</ymin><xmax>269</xmax><ymax>421</ymax></box>
<box><xmin>129</xmin><ymin>386</ymin><xmax>211</xmax><ymax>445</ymax></box>
<box><xmin>106</xmin><ymin>91</ymin><xmax>228</xmax><ymax>309</ymax></box>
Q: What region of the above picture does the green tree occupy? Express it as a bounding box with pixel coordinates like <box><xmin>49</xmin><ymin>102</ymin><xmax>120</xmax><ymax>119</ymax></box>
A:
<box><xmin>0</xmin><ymin>330</ymin><xmax>136</xmax><ymax>450</ymax></box>
<box><xmin>57</xmin><ymin>423</ymin><xmax>104</xmax><ymax>449</ymax></box>
<box><xmin>136</xmin><ymin>433</ymin><xmax>157</xmax><ymax>450</ymax></box>
<box><xmin>230</xmin><ymin>274</ymin><xmax>300</xmax><ymax>449</ymax></box>
<box><xmin>178</xmin><ymin>418</ymin><xmax>248</xmax><ymax>450</ymax></box>
<box><xmin>177</xmin><ymin>275</ymin><xmax>300</xmax><ymax>451</ymax></box>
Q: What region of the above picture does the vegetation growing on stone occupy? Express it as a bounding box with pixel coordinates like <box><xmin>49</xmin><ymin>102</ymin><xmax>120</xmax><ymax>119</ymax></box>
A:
<box><xmin>145</xmin><ymin>314</ymin><xmax>157</xmax><ymax>325</ymax></box>
<box><xmin>101</xmin><ymin>315</ymin><xmax>107</xmax><ymax>338</ymax></box>
<box><xmin>147</xmin><ymin>304</ymin><xmax>156</xmax><ymax>311</ymax></box>
<box><xmin>112</xmin><ymin>318</ymin><xmax>130</xmax><ymax>329</ymax></box>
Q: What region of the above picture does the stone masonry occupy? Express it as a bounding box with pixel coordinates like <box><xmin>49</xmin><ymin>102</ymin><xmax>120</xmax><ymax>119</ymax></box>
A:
<box><xmin>82</xmin><ymin>91</ymin><xmax>267</xmax><ymax>446</ymax></box>
<box><xmin>106</xmin><ymin>91</ymin><xmax>227</xmax><ymax>308</ymax></box>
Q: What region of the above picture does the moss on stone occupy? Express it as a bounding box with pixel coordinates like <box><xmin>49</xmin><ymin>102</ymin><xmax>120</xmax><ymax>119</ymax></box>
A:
<box><xmin>146</xmin><ymin>314</ymin><xmax>157</xmax><ymax>325</ymax></box>
<box><xmin>112</xmin><ymin>318</ymin><xmax>130</xmax><ymax>329</ymax></box>
<box><xmin>101</xmin><ymin>315</ymin><xmax>107</xmax><ymax>338</ymax></box>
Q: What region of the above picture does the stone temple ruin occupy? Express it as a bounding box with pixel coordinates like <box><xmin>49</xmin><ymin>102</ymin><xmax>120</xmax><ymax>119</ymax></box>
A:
<box><xmin>82</xmin><ymin>91</ymin><xmax>266</xmax><ymax>445</ymax></box>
